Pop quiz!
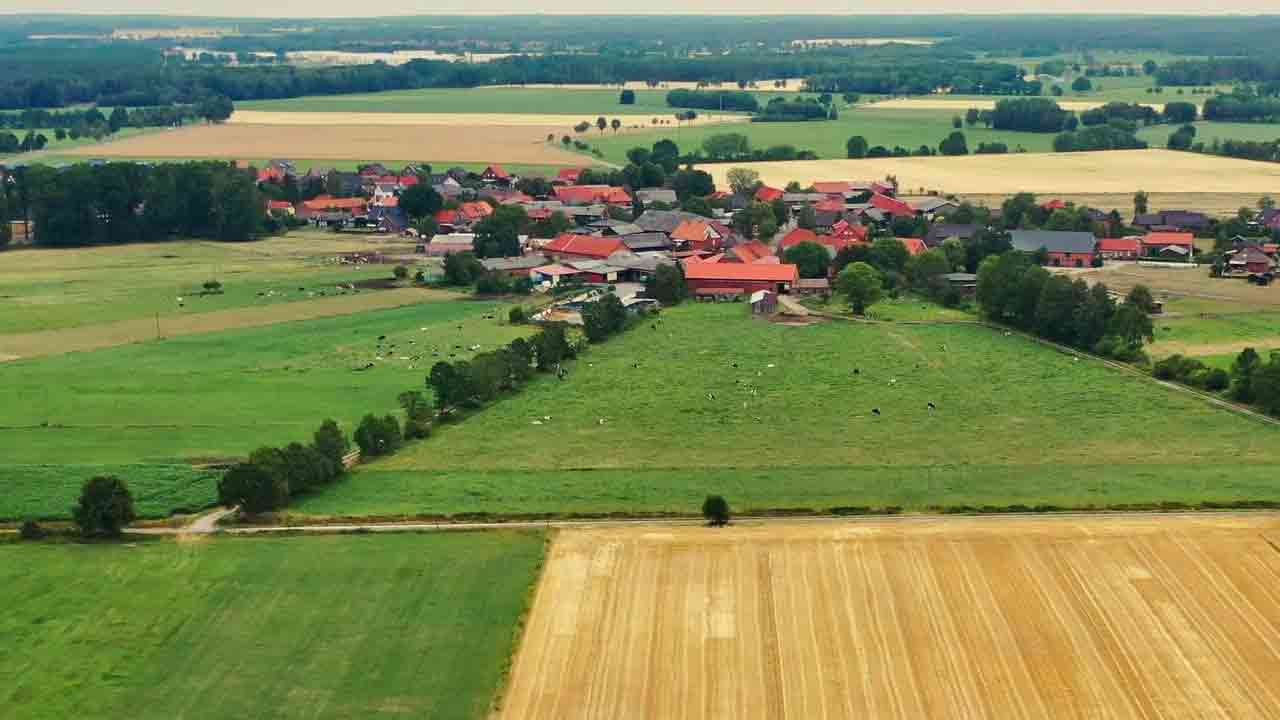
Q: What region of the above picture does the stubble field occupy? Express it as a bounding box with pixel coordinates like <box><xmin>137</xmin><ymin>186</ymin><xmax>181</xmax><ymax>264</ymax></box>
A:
<box><xmin>702</xmin><ymin>149</ymin><xmax>1280</xmax><ymax>196</ymax></box>
<box><xmin>63</xmin><ymin>122</ymin><xmax>588</xmax><ymax>165</ymax></box>
<box><xmin>501</xmin><ymin>514</ymin><xmax>1280</xmax><ymax>719</ymax></box>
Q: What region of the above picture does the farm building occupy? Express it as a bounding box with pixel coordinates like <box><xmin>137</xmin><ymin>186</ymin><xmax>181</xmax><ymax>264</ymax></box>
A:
<box><xmin>1134</xmin><ymin>210</ymin><xmax>1210</xmax><ymax>233</ymax></box>
<box><xmin>605</xmin><ymin>252</ymin><xmax>674</xmax><ymax>282</ymax></box>
<box><xmin>634</xmin><ymin>209</ymin><xmax>709</xmax><ymax>234</ymax></box>
<box><xmin>898</xmin><ymin>238</ymin><xmax>928</xmax><ymax>256</ymax></box>
<box><xmin>1010</xmin><ymin>230</ymin><xmax>1098</xmax><ymax>267</ymax></box>
<box><xmin>942</xmin><ymin>272</ymin><xmax>978</xmax><ymax>295</ymax></box>
<box><xmin>266</xmin><ymin>200</ymin><xmax>295</xmax><ymax>215</ymax></box>
<box><xmin>1097</xmin><ymin>236</ymin><xmax>1140</xmax><ymax>260</ymax></box>
<box><xmin>912</xmin><ymin>197</ymin><xmax>958</xmax><ymax>218</ymax></box>
<box><xmin>793</xmin><ymin>278</ymin><xmax>831</xmax><ymax>296</ymax></box>
<box><xmin>723</xmin><ymin>241</ymin><xmax>775</xmax><ymax>264</ymax></box>
<box><xmin>621</xmin><ymin>232</ymin><xmax>673</xmax><ymax>253</ymax></box>
<box><xmin>299</xmin><ymin>195</ymin><xmax>366</xmax><ymax>220</ymax></box>
<box><xmin>553</xmin><ymin>167</ymin><xmax>586</xmax><ymax>185</ymax></box>
<box><xmin>869</xmin><ymin>193</ymin><xmax>915</xmax><ymax>219</ymax></box>
<box><xmin>830</xmin><ymin>219</ymin><xmax>869</xmax><ymax>243</ymax></box>
<box><xmin>543</xmin><ymin>233</ymin><xmax>628</xmax><ymax>261</ymax></box>
<box><xmin>634</xmin><ymin>188</ymin><xmax>677</xmax><ymax>205</ymax></box>
<box><xmin>670</xmin><ymin>220</ymin><xmax>730</xmax><ymax>253</ymax></box>
<box><xmin>754</xmin><ymin>186</ymin><xmax>785</xmax><ymax>203</ymax></box>
<box><xmin>480</xmin><ymin>164</ymin><xmax>513</xmax><ymax>186</ymax></box>
<box><xmin>1140</xmin><ymin>232</ymin><xmax>1195</xmax><ymax>259</ymax></box>
<box><xmin>682</xmin><ymin>259</ymin><xmax>799</xmax><ymax>297</ymax></box>
<box><xmin>750</xmin><ymin>290</ymin><xmax>778</xmax><ymax>314</ymax></box>
<box><xmin>481</xmin><ymin>255</ymin><xmax>547</xmax><ymax>278</ymax></box>
<box><xmin>531</xmin><ymin>264</ymin><xmax>584</xmax><ymax>287</ymax></box>
<box><xmin>554</xmin><ymin>185</ymin><xmax>631</xmax><ymax>206</ymax></box>
<box><xmin>1226</xmin><ymin>245</ymin><xmax>1275</xmax><ymax>275</ymax></box>
<box><xmin>924</xmin><ymin>223</ymin><xmax>979</xmax><ymax>248</ymax></box>
<box><xmin>426</xmin><ymin>233</ymin><xmax>477</xmax><ymax>257</ymax></box>
<box><xmin>565</xmin><ymin>260</ymin><xmax>625</xmax><ymax>283</ymax></box>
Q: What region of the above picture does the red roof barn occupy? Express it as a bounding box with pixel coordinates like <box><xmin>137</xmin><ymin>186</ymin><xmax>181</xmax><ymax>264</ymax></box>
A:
<box><xmin>682</xmin><ymin>259</ymin><xmax>799</xmax><ymax>296</ymax></box>
<box><xmin>755</xmin><ymin>186</ymin><xmax>785</xmax><ymax>203</ymax></box>
<box><xmin>870</xmin><ymin>193</ymin><xmax>915</xmax><ymax>218</ymax></box>
<box><xmin>543</xmin><ymin>233</ymin><xmax>627</xmax><ymax>260</ymax></box>
<box><xmin>1097</xmin><ymin>236</ymin><xmax>1140</xmax><ymax>260</ymax></box>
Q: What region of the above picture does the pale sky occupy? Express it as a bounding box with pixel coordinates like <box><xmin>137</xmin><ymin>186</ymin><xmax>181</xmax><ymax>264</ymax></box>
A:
<box><xmin>3</xmin><ymin>3</ymin><xmax>1278</xmax><ymax>17</ymax></box>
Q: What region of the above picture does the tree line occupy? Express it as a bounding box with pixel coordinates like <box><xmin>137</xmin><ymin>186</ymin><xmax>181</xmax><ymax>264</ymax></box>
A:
<box><xmin>977</xmin><ymin>252</ymin><xmax>1155</xmax><ymax>362</ymax></box>
<box><xmin>1155</xmin><ymin>348</ymin><xmax>1280</xmax><ymax>417</ymax></box>
<box><xmin>3</xmin><ymin>161</ymin><xmax>266</xmax><ymax>248</ymax></box>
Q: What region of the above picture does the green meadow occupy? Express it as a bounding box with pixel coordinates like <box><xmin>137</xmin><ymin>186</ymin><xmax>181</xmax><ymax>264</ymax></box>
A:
<box><xmin>0</xmin><ymin>532</ymin><xmax>545</xmax><ymax>720</ymax></box>
<box><xmin>296</xmin><ymin>303</ymin><xmax>1280</xmax><ymax>519</ymax></box>
<box><xmin>0</xmin><ymin>298</ymin><xmax>530</xmax><ymax>519</ymax></box>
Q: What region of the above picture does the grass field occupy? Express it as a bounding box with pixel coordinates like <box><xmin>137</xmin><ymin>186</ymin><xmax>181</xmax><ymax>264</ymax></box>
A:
<box><xmin>0</xmin><ymin>127</ymin><xmax>158</xmax><ymax>164</ymax></box>
<box><xmin>584</xmin><ymin>106</ymin><xmax>1061</xmax><ymax>164</ymax></box>
<box><xmin>1137</xmin><ymin>121</ymin><xmax>1280</xmax><ymax>148</ymax></box>
<box><xmin>0</xmin><ymin>233</ymin><xmax>426</xmax><ymax>337</ymax></box>
<box><xmin>239</xmin><ymin>87</ymin><xmax>694</xmax><ymax>116</ymax></box>
<box><xmin>503</xmin><ymin>515</ymin><xmax>1280</xmax><ymax>719</ymax></box>
<box><xmin>294</xmin><ymin>303</ymin><xmax>1280</xmax><ymax>519</ymax></box>
<box><xmin>0</xmin><ymin>298</ymin><xmax>530</xmax><ymax>518</ymax></box>
<box><xmin>0</xmin><ymin>532</ymin><xmax>545</xmax><ymax>720</ymax></box>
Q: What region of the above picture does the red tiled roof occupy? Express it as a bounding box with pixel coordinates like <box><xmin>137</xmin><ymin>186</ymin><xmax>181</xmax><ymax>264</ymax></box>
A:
<box><xmin>554</xmin><ymin>185</ymin><xmax>631</xmax><ymax>205</ymax></box>
<box><xmin>671</xmin><ymin>220</ymin><xmax>717</xmax><ymax>244</ymax></box>
<box><xmin>459</xmin><ymin>201</ymin><xmax>494</xmax><ymax>221</ymax></box>
<box><xmin>729</xmin><ymin>241</ymin><xmax>774</xmax><ymax>264</ymax></box>
<box><xmin>1141</xmin><ymin>231</ymin><xmax>1194</xmax><ymax>247</ymax></box>
<box><xmin>399</xmin><ymin>175</ymin><xmax>419</xmax><ymax>186</ymax></box>
<box><xmin>532</xmin><ymin>264</ymin><xmax>583</xmax><ymax>277</ymax></box>
<box><xmin>682</xmin><ymin>260</ymin><xmax>799</xmax><ymax>282</ymax></box>
<box><xmin>830</xmin><ymin>219</ymin><xmax>869</xmax><ymax>241</ymax></box>
<box><xmin>375</xmin><ymin>196</ymin><xmax>399</xmax><ymax>208</ymax></box>
<box><xmin>1098</xmin><ymin>237</ymin><xmax>1140</xmax><ymax>253</ymax></box>
<box><xmin>812</xmin><ymin>181</ymin><xmax>853</xmax><ymax>194</ymax></box>
<box><xmin>755</xmin><ymin>186</ymin><xmax>785</xmax><ymax>203</ymax></box>
<box><xmin>1042</xmin><ymin>198</ymin><xmax>1068</xmax><ymax>211</ymax></box>
<box><xmin>483</xmin><ymin>164</ymin><xmax>510</xmax><ymax>179</ymax></box>
<box><xmin>778</xmin><ymin>228</ymin><xmax>820</xmax><ymax>250</ymax></box>
<box><xmin>526</xmin><ymin>207</ymin><xmax>554</xmax><ymax>220</ymax></box>
<box><xmin>899</xmin><ymin>238</ymin><xmax>927</xmax><ymax>256</ymax></box>
<box><xmin>871</xmin><ymin>193</ymin><xmax>915</xmax><ymax>218</ymax></box>
<box><xmin>555</xmin><ymin>167</ymin><xmax>585</xmax><ymax>183</ymax></box>
<box><xmin>301</xmin><ymin>195</ymin><xmax>366</xmax><ymax>212</ymax></box>
<box><xmin>267</xmin><ymin>200</ymin><xmax>293</xmax><ymax>210</ymax></box>
<box><xmin>544</xmin><ymin>233</ymin><xmax>627</xmax><ymax>259</ymax></box>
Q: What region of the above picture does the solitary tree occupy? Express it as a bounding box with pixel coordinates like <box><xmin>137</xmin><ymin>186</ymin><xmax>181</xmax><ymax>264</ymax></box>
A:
<box><xmin>73</xmin><ymin>475</ymin><xmax>136</xmax><ymax>537</ymax></box>
<box><xmin>1125</xmin><ymin>284</ymin><xmax>1156</xmax><ymax>314</ymax></box>
<box><xmin>647</xmin><ymin>263</ymin><xmax>687</xmax><ymax>305</ymax></box>
<box><xmin>611</xmin><ymin>118</ymin><xmax>622</xmax><ymax>134</ymax></box>
<box><xmin>726</xmin><ymin>167</ymin><xmax>760</xmax><ymax>197</ymax></box>
<box><xmin>701</xmin><ymin>495</ymin><xmax>730</xmax><ymax>526</ymax></box>
<box><xmin>783</xmin><ymin>241</ymin><xmax>832</xmax><ymax>279</ymax></box>
<box><xmin>399</xmin><ymin>183</ymin><xmax>443</xmax><ymax>220</ymax></box>
<box><xmin>1133</xmin><ymin>190</ymin><xmax>1149</xmax><ymax>217</ymax></box>
<box><xmin>846</xmin><ymin>135</ymin><xmax>869</xmax><ymax>159</ymax></box>
<box><xmin>619</xmin><ymin>89</ymin><xmax>636</xmax><ymax>105</ymax></box>
<box><xmin>836</xmin><ymin>262</ymin><xmax>884</xmax><ymax>315</ymax></box>
<box><xmin>596</xmin><ymin>116</ymin><xmax>608</xmax><ymax>134</ymax></box>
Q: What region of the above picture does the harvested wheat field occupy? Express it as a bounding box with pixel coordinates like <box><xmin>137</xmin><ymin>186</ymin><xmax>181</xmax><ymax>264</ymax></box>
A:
<box><xmin>706</xmin><ymin>150</ymin><xmax>1280</xmax><ymax>197</ymax></box>
<box><xmin>64</xmin><ymin>122</ymin><xmax>586</xmax><ymax>165</ymax></box>
<box><xmin>501</xmin><ymin>514</ymin><xmax>1280</xmax><ymax>719</ymax></box>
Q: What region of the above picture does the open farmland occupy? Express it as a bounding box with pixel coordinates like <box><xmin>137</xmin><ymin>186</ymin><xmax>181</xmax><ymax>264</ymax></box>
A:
<box><xmin>586</xmin><ymin>106</ymin><xmax>1061</xmax><ymax>165</ymax></box>
<box><xmin>295</xmin><ymin>303</ymin><xmax>1280</xmax><ymax>520</ymax></box>
<box><xmin>1</xmin><ymin>531</ymin><xmax>544</xmax><ymax>720</ymax></box>
<box><xmin>0</xmin><ymin>232</ymin><xmax>432</xmax><ymax>340</ymax></box>
<box><xmin>0</xmin><ymin>299</ymin><xmax>530</xmax><ymax>520</ymax></box>
<box><xmin>501</xmin><ymin>514</ymin><xmax>1280</xmax><ymax>719</ymax></box>
<box><xmin>703</xmin><ymin>149</ymin><xmax>1280</xmax><ymax>196</ymax></box>
<box><xmin>61</xmin><ymin>122</ymin><xmax>589</xmax><ymax>165</ymax></box>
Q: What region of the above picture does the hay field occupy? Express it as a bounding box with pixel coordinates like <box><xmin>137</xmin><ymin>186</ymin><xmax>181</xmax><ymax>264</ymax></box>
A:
<box><xmin>63</xmin><ymin>122</ymin><xmax>587</xmax><ymax>165</ymax></box>
<box><xmin>704</xmin><ymin>150</ymin><xmax>1280</xmax><ymax>196</ymax></box>
<box><xmin>958</xmin><ymin>192</ymin><xmax>1275</xmax><ymax>218</ymax></box>
<box><xmin>501</xmin><ymin>514</ymin><xmax>1280</xmax><ymax>719</ymax></box>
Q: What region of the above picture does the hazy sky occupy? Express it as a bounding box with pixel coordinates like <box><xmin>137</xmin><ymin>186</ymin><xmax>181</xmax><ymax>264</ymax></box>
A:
<box><xmin>4</xmin><ymin>2</ymin><xmax>1279</xmax><ymax>17</ymax></box>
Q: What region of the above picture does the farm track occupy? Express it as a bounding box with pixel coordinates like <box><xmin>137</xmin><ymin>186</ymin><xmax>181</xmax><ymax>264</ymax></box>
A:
<box><xmin>500</xmin><ymin>514</ymin><xmax>1280</xmax><ymax>719</ymax></box>
<box><xmin>0</xmin><ymin>287</ymin><xmax>448</xmax><ymax>361</ymax></box>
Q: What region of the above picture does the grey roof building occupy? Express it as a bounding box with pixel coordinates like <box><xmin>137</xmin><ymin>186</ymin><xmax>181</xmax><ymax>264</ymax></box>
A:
<box><xmin>1009</xmin><ymin>230</ymin><xmax>1098</xmax><ymax>254</ymax></box>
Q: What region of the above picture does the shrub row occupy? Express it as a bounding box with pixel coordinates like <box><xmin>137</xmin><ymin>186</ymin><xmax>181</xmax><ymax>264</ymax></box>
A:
<box><xmin>216</xmin><ymin>420</ymin><xmax>350</xmax><ymax>514</ymax></box>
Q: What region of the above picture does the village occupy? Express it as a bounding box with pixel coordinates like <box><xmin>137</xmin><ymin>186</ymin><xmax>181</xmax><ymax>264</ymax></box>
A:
<box><xmin>250</xmin><ymin>157</ymin><xmax>1280</xmax><ymax>317</ymax></box>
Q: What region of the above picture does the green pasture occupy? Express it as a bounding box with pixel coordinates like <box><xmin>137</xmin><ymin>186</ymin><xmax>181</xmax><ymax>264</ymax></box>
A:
<box><xmin>583</xmin><ymin>106</ymin><xmax>1062</xmax><ymax>164</ymax></box>
<box><xmin>0</xmin><ymin>234</ymin><xmax>422</xmax><ymax>336</ymax></box>
<box><xmin>0</xmin><ymin>532</ymin><xmax>544</xmax><ymax>720</ymax></box>
<box><xmin>0</xmin><ymin>298</ymin><xmax>530</xmax><ymax>517</ymax></box>
<box><xmin>296</xmin><ymin>303</ymin><xmax>1280</xmax><ymax>518</ymax></box>
<box><xmin>239</xmin><ymin>86</ymin><xmax>697</xmax><ymax>116</ymax></box>
<box><xmin>1137</xmin><ymin>121</ymin><xmax>1280</xmax><ymax>148</ymax></box>
<box><xmin>0</xmin><ymin>126</ymin><xmax>158</xmax><ymax>164</ymax></box>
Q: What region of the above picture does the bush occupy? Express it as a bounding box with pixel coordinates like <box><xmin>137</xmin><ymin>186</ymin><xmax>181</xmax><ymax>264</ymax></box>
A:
<box><xmin>73</xmin><ymin>475</ymin><xmax>136</xmax><ymax>537</ymax></box>
<box><xmin>701</xmin><ymin>495</ymin><xmax>731</xmax><ymax>526</ymax></box>
<box><xmin>313</xmin><ymin>419</ymin><xmax>349</xmax><ymax>475</ymax></box>
<box><xmin>218</xmin><ymin>461</ymin><xmax>289</xmax><ymax>514</ymax></box>
<box><xmin>1205</xmin><ymin>367</ymin><xmax>1231</xmax><ymax>391</ymax></box>
<box><xmin>19</xmin><ymin>519</ymin><xmax>46</xmax><ymax>540</ymax></box>
<box><xmin>393</xmin><ymin>265</ymin><xmax>409</xmax><ymax>281</ymax></box>
<box><xmin>509</xmin><ymin>306</ymin><xmax>526</xmax><ymax>324</ymax></box>
<box><xmin>354</xmin><ymin>414</ymin><xmax>402</xmax><ymax>457</ymax></box>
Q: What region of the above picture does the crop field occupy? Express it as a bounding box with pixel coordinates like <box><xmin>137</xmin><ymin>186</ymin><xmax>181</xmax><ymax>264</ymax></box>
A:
<box><xmin>961</xmin><ymin>191</ymin><xmax>1271</xmax><ymax>218</ymax></box>
<box><xmin>0</xmin><ymin>298</ymin><xmax>530</xmax><ymax>519</ymax></box>
<box><xmin>296</xmin><ymin>303</ymin><xmax>1280</xmax><ymax>520</ymax></box>
<box><xmin>61</xmin><ymin>122</ymin><xmax>589</xmax><ymax>165</ymax></box>
<box><xmin>501</xmin><ymin>514</ymin><xmax>1280</xmax><ymax>719</ymax></box>
<box><xmin>0</xmin><ymin>233</ymin><xmax>428</xmax><ymax>338</ymax></box>
<box><xmin>0</xmin><ymin>531</ymin><xmax>545</xmax><ymax>720</ymax></box>
<box><xmin>702</xmin><ymin>149</ymin><xmax>1280</xmax><ymax>197</ymax></box>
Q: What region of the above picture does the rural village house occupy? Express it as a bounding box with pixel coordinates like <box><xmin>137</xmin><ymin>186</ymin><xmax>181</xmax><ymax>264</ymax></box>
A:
<box><xmin>1010</xmin><ymin>230</ymin><xmax>1098</xmax><ymax>267</ymax></box>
